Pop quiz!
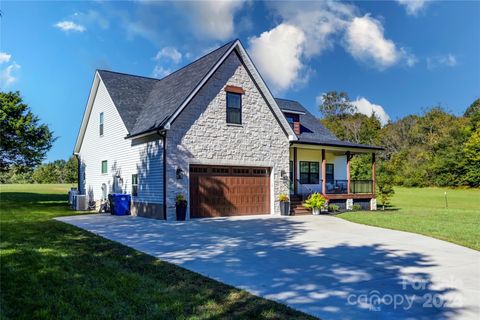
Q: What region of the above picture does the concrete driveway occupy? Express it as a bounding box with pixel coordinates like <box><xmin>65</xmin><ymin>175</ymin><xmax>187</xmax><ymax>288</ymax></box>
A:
<box><xmin>56</xmin><ymin>214</ymin><xmax>480</xmax><ymax>320</ymax></box>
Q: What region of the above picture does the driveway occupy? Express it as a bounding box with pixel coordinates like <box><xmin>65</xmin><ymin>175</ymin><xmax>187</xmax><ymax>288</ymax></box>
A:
<box><xmin>56</xmin><ymin>214</ymin><xmax>480</xmax><ymax>320</ymax></box>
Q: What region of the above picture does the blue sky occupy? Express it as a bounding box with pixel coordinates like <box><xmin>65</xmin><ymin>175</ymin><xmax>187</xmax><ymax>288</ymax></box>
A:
<box><xmin>1</xmin><ymin>0</ymin><xmax>479</xmax><ymax>162</ymax></box>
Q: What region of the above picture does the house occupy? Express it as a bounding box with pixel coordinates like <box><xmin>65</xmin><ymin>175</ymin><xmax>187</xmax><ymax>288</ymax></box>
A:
<box><xmin>74</xmin><ymin>39</ymin><xmax>382</xmax><ymax>220</ymax></box>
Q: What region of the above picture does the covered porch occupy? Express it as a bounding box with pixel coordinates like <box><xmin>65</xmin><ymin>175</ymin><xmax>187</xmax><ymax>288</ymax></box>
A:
<box><xmin>289</xmin><ymin>143</ymin><xmax>378</xmax><ymax>203</ymax></box>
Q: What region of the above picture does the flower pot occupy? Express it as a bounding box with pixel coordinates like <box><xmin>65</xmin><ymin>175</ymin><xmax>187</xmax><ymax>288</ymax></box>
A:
<box><xmin>280</xmin><ymin>201</ymin><xmax>290</xmax><ymax>216</ymax></box>
<box><xmin>312</xmin><ymin>207</ymin><xmax>320</xmax><ymax>215</ymax></box>
<box><xmin>176</xmin><ymin>201</ymin><xmax>187</xmax><ymax>221</ymax></box>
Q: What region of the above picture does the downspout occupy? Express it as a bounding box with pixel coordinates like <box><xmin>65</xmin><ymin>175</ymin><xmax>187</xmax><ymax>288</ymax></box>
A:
<box><xmin>162</xmin><ymin>132</ymin><xmax>167</xmax><ymax>220</ymax></box>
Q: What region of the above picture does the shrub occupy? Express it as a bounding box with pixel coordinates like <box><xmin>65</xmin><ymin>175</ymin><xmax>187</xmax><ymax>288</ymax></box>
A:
<box><xmin>175</xmin><ymin>194</ymin><xmax>186</xmax><ymax>204</ymax></box>
<box><xmin>304</xmin><ymin>193</ymin><xmax>327</xmax><ymax>209</ymax></box>
<box><xmin>328</xmin><ymin>204</ymin><xmax>340</xmax><ymax>212</ymax></box>
<box><xmin>278</xmin><ymin>193</ymin><xmax>289</xmax><ymax>202</ymax></box>
<box><xmin>352</xmin><ymin>204</ymin><xmax>362</xmax><ymax>211</ymax></box>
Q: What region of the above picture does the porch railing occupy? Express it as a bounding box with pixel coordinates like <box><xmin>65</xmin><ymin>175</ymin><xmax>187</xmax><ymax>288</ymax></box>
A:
<box><xmin>292</xmin><ymin>179</ymin><xmax>374</xmax><ymax>196</ymax></box>
<box><xmin>350</xmin><ymin>180</ymin><xmax>373</xmax><ymax>194</ymax></box>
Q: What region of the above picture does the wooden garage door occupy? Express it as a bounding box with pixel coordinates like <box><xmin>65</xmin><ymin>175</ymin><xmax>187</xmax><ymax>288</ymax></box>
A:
<box><xmin>189</xmin><ymin>165</ymin><xmax>270</xmax><ymax>218</ymax></box>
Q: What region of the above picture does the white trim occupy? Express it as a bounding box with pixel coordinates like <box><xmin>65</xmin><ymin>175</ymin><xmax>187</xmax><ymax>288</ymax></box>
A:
<box><xmin>164</xmin><ymin>40</ymin><xmax>297</xmax><ymax>139</ymax></box>
<box><xmin>74</xmin><ymin>72</ymin><xmax>130</xmax><ymax>153</ymax></box>
<box><xmin>280</xmin><ymin>109</ymin><xmax>306</xmax><ymax>115</ymax></box>
<box><xmin>291</xmin><ymin>143</ymin><xmax>380</xmax><ymax>154</ymax></box>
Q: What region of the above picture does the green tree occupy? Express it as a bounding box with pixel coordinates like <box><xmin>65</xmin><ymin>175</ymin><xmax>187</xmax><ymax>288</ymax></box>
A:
<box><xmin>0</xmin><ymin>91</ymin><xmax>55</xmax><ymax>172</ymax></box>
<box><xmin>318</xmin><ymin>91</ymin><xmax>354</xmax><ymax>118</ymax></box>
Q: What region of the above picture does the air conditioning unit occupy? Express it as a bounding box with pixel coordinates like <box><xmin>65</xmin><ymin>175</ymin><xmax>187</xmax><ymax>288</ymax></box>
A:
<box><xmin>68</xmin><ymin>188</ymin><xmax>78</xmax><ymax>205</ymax></box>
<box><xmin>74</xmin><ymin>195</ymin><xmax>88</xmax><ymax>211</ymax></box>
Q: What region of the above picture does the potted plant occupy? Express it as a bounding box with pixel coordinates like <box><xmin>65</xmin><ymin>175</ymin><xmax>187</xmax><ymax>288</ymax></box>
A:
<box><xmin>278</xmin><ymin>193</ymin><xmax>290</xmax><ymax>216</ymax></box>
<box><xmin>304</xmin><ymin>193</ymin><xmax>327</xmax><ymax>215</ymax></box>
<box><xmin>175</xmin><ymin>194</ymin><xmax>187</xmax><ymax>221</ymax></box>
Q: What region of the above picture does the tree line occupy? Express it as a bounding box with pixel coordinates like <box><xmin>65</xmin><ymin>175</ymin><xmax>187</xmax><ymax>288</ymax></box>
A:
<box><xmin>319</xmin><ymin>91</ymin><xmax>480</xmax><ymax>189</ymax></box>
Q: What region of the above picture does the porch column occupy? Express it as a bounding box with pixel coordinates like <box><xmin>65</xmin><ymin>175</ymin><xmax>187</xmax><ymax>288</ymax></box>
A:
<box><xmin>372</xmin><ymin>152</ymin><xmax>376</xmax><ymax>194</ymax></box>
<box><xmin>346</xmin><ymin>151</ymin><xmax>351</xmax><ymax>194</ymax></box>
<box><xmin>293</xmin><ymin>147</ymin><xmax>298</xmax><ymax>195</ymax></box>
<box><xmin>321</xmin><ymin>149</ymin><xmax>326</xmax><ymax>195</ymax></box>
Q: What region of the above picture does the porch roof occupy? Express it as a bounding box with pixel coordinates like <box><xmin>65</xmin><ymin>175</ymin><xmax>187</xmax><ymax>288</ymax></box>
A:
<box><xmin>276</xmin><ymin>98</ymin><xmax>383</xmax><ymax>152</ymax></box>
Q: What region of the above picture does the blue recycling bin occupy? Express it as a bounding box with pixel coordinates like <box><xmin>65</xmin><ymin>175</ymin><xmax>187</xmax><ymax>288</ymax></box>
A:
<box><xmin>108</xmin><ymin>194</ymin><xmax>131</xmax><ymax>216</ymax></box>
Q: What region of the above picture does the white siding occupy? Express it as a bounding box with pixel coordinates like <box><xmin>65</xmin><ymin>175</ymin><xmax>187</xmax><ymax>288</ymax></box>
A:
<box><xmin>78</xmin><ymin>80</ymin><xmax>163</xmax><ymax>205</ymax></box>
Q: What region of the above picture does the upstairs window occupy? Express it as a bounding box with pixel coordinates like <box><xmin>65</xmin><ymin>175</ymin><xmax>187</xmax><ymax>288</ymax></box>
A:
<box><xmin>101</xmin><ymin>160</ymin><xmax>108</xmax><ymax>174</ymax></box>
<box><xmin>132</xmin><ymin>174</ymin><xmax>138</xmax><ymax>197</ymax></box>
<box><xmin>226</xmin><ymin>92</ymin><xmax>242</xmax><ymax>124</ymax></box>
<box><xmin>99</xmin><ymin>112</ymin><xmax>104</xmax><ymax>136</ymax></box>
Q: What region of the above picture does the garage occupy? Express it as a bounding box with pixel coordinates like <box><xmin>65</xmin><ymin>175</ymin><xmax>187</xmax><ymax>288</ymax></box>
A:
<box><xmin>189</xmin><ymin>165</ymin><xmax>270</xmax><ymax>218</ymax></box>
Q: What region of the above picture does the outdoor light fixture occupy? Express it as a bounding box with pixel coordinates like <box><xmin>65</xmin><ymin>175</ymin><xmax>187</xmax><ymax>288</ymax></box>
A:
<box><xmin>176</xmin><ymin>168</ymin><xmax>184</xmax><ymax>179</ymax></box>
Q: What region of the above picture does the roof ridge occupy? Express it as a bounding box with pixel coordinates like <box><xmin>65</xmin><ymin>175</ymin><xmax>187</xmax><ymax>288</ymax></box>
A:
<box><xmin>153</xmin><ymin>40</ymin><xmax>236</xmax><ymax>84</ymax></box>
<box><xmin>97</xmin><ymin>69</ymin><xmax>160</xmax><ymax>82</ymax></box>
<box><xmin>97</xmin><ymin>40</ymin><xmax>237</xmax><ymax>84</ymax></box>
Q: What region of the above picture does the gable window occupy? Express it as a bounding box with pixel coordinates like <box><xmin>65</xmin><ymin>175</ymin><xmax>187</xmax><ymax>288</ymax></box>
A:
<box><xmin>299</xmin><ymin>161</ymin><xmax>319</xmax><ymax>184</ymax></box>
<box><xmin>326</xmin><ymin>164</ymin><xmax>334</xmax><ymax>182</ymax></box>
<box><xmin>284</xmin><ymin>113</ymin><xmax>299</xmax><ymax>130</ymax></box>
<box><xmin>226</xmin><ymin>92</ymin><xmax>242</xmax><ymax>124</ymax></box>
<box><xmin>99</xmin><ymin>112</ymin><xmax>104</xmax><ymax>136</ymax></box>
<box><xmin>101</xmin><ymin>160</ymin><xmax>108</xmax><ymax>174</ymax></box>
<box><xmin>132</xmin><ymin>174</ymin><xmax>138</xmax><ymax>197</ymax></box>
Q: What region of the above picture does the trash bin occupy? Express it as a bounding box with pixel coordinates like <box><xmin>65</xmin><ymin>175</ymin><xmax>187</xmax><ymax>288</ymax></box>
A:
<box><xmin>108</xmin><ymin>194</ymin><xmax>131</xmax><ymax>216</ymax></box>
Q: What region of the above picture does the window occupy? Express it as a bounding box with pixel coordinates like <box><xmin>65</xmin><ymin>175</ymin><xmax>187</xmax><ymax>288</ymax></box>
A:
<box><xmin>132</xmin><ymin>174</ymin><xmax>138</xmax><ymax>197</ymax></box>
<box><xmin>326</xmin><ymin>164</ymin><xmax>334</xmax><ymax>182</ymax></box>
<box><xmin>101</xmin><ymin>160</ymin><xmax>108</xmax><ymax>174</ymax></box>
<box><xmin>284</xmin><ymin>113</ymin><xmax>299</xmax><ymax>130</ymax></box>
<box><xmin>299</xmin><ymin>161</ymin><xmax>319</xmax><ymax>184</ymax></box>
<box><xmin>99</xmin><ymin>112</ymin><xmax>104</xmax><ymax>136</ymax></box>
<box><xmin>226</xmin><ymin>92</ymin><xmax>241</xmax><ymax>124</ymax></box>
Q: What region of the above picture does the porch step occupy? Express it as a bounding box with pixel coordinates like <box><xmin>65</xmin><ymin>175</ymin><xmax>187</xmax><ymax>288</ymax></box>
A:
<box><xmin>290</xmin><ymin>201</ymin><xmax>311</xmax><ymax>215</ymax></box>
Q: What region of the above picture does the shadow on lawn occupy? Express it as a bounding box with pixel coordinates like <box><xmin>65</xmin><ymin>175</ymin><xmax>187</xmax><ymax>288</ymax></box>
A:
<box><xmin>61</xmin><ymin>215</ymin><xmax>470</xmax><ymax>320</ymax></box>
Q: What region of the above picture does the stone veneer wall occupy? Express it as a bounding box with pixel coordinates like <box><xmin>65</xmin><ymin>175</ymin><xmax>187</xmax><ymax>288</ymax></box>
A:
<box><xmin>165</xmin><ymin>51</ymin><xmax>290</xmax><ymax>220</ymax></box>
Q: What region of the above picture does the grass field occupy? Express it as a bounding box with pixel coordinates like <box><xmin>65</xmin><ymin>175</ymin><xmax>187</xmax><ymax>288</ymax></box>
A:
<box><xmin>339</xmin><ymin>187</ymin><xmax>480</xmax><ymax>250</ymax></box>
<box><xmin>0</xmin><ymin>184</ymin><xmax>312</xmax><ymax>319</ymax></box>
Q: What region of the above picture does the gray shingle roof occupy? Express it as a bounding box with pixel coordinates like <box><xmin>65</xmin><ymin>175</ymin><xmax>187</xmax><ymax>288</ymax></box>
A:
<box><xmin>97</xmin><ymin>40</ymin><xmax>381</xmax><ymax>150</ymax></box>
<box><xmin>276</xmin><ymin>98</ymin><xmax>382</xmax><ymax>150</ymax></box>
<box><xmin>98</xmin><ymin>40</ymin><xmax>235</xmax><ymax>136</ymax></box>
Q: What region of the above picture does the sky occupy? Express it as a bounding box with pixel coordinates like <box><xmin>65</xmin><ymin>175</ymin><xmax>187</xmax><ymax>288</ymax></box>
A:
<box><xmin>1</xmin><ymin>0</ymin><xmax>479</xmax><ymax>162</ymax></box>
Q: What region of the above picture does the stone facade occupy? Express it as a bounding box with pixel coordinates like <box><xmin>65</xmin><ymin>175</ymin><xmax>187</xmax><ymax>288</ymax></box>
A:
<box><xmin>165</xmin><ymin>51</ymin><xmax>290</xmax><ymax>220</ymax></box>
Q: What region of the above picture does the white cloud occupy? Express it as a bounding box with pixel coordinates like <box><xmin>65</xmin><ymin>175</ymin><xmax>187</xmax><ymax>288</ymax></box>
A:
<box><xmin>0</xmin><ymin>52</ymin><xmax>11</xmax><ymax>64</ymax></box>
<box><xmin>54</xmin><ymin>21</ymin><xmax>86</xmax><ymax>32</ymax></box>
<box><xmin>396</xmin><ymin>0</ymin><xmax>431</xmax><ymax>16</ymax></box>
<box><xmin>1</xmin><ymin>62</ymin><xmax>21</xmax><ymax>88</ymax></box>
<box><xmin>152</xmin><ymin>65</ymin><xmax>171</xmax><ymax>79</ymax></box>
<box><xmin>184</xmin><ymin>0</ymin><xmax>247</xmax><ymax>40</ymax></box>
<box><xmin>249</xmin><ymin>24</ymin><xmax>306</xmax><ymax>92</ymax></box>
<box><xmin>351</xmin><ymin>97</ymin><xmax>390</xmax><ymax>126</ymax></box>
<box><xmin>426</xmin><ymin>54</ymin><xmax>457</xmax><ymax>70</ymax></box>
<box><xmin>250</xmin><ymin>2</ymin><xmax>415</xmax><ymax>91</ymax></box>
<box><xmin>344</xmin><ymin>15</ymin><xmax>400</xmax><ymax>69</ymax></box>
<box><xmin>154</xmin><ymin>47</ymin><xmax>182</xmax><ymax>64</ymax></box>
<box><xmin>73</xmin><ymin>10</ymin><xmax>109</xmax><ymax>30</ymax></box>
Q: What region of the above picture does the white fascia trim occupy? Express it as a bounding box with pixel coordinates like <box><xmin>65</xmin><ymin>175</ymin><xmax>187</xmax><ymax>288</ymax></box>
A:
<box><xmin>281</xmin><ymin>109</ymin><xmax>305</xmax><ymax>115</ymax></box>
<box><xmin>74</xmin><ymin>72</ymin><xmax>130</xmax><ymax>153</ymax></box>
<box><xmin>164</xmin><ymin>40</ymin><xmax>298</xmax><ymax>140</ymax></box>
<box><xmin>234</xmin><ymin>43</ymin><xmax>298</xmax><ymax>140</ymax></box>
<box><xmin>74</xmin><ymin>72</ymin><xmax>100</xmax><ymax>154</ymax></box>
<box><xmin>164</xmin><ymin>41</ymin><xmax>238</xmax><ymax>129</ymax></box>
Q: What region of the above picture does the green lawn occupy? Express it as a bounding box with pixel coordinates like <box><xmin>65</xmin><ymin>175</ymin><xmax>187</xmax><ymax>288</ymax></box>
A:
<box><xmin>0</xmin><ymin>184</ymin><xmax>312</xmax><ymax>319</ymax></box>
<box><xmin>339</xmin><ymin>187</ymin><xmax>480</xmax><ymax>250</ymax></box>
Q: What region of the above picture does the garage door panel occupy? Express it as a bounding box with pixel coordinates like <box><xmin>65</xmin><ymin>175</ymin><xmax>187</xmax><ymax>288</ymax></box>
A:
<box><xmin>190</xmin><ymin>165</ymin><xmax>270</xmax><ymax>218</ymax></box>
